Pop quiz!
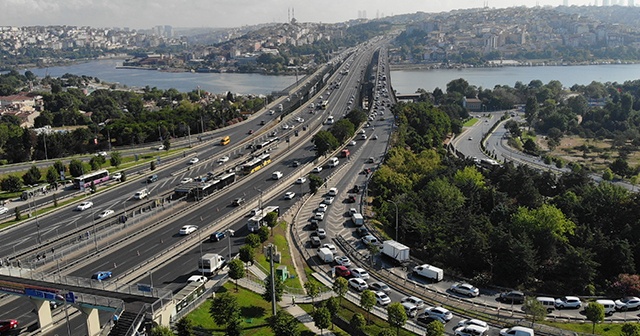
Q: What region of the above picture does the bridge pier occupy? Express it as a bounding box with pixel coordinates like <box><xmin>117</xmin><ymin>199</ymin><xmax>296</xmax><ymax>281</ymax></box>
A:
<box><xmin>30</xmin><ymin>299</ymin><xmax>53</xmax><ymax>331</ymax></box>
<box><xmin>80</xmin><ymin>306</ymin><xmax>101</xmax><ymax>336</ymax></box>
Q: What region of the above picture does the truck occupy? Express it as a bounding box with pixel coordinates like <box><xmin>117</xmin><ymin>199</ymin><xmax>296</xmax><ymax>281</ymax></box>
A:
<box><xmin>413</xmin><ymin>264</ymin><xmax>443</xmax><ymax>282</ymax></box>
<box><xmin>351</xmin><ymin>213</ymin><xmax>364</xmax><ymax>226</ymax></box>
<box><xmin>317</xmin><ymin>247</ymin><xmax>334</xmax><ymax>263</ymax></box>
<box><xmin>198</xmin><ymin>253</ymin><xmax>226</xmax><ymax>275</ymax></box>
<box><xmin>382</xmin><ymin>240</ymin><xmax>410</xmax><ymax>263</ymax></box>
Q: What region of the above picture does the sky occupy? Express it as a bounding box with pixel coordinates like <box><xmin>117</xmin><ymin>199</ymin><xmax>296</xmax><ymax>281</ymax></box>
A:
<box><xmin>2</xmin><ymin>0</ymin><xmax>600</xmax><ymax>29</ymax></box>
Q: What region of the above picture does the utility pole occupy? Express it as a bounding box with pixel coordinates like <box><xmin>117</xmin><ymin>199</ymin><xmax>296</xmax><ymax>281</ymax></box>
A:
<box><xmin>269</xmin><ymin>244</ymin><xmax>276</xmax><ymax>316</ymax></box>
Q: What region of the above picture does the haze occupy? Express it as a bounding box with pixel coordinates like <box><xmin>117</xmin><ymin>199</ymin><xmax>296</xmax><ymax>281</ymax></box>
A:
<box><xmin>3</xmin><ymin>0</ymin><xmax>597</xmax><ymax>29</ymax></box>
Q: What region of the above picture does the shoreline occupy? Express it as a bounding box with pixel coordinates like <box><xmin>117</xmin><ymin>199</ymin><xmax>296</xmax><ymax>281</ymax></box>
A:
<box><xmin>389</xmin><ymin>60</ymin><xmax>640</xmax><ymax>71</ymax></box>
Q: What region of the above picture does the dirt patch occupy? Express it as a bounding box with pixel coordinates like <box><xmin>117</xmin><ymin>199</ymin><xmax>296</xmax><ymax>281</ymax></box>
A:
<box><xmin>542</xmin><ymin>135</ymin><xmax>640</xmax><ymax>172</ymax></box>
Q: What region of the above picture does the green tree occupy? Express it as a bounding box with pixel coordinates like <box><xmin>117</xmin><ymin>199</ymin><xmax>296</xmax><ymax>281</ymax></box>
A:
<box><xmin>610</xmin><ymin>157</ymin><xmax>630</xmax><ymax>177</ymax></box>
<box><xmin>330</xmin><ymin>119</ymin><xmax>355</xmax><ymax>143</ymax></box>
<box><xmin>263</xmin><ymin>274</ymin><xmax>284</xmax><ymax>303</ymax></box>
<box><xmin>239</xmin><ymin>245</ymin><xmax>255</xmax><ymax>265</ymax></box>
<box><xmin>120</xmin><ymin>171</ymin><xmax>127</xmax><ymax>182</ymax></box>
<box><xmin>258</xmin><ymin>225</ymin><xmax>270</xmax><ymax>242</ymax></box>
<box><xmin>175</xmin><ymin>317</ymin><xmax>194</xmax><ymax>336</ymax></box>
<box><xmin>269</xmin><ymin>310</ymin><xmax>300</xmax><ymax>336</ymax></box>
<box><xmin>378</xmin><ymin>328</ymin><xmax>396</xmax><ymax>336</ymax></box>
<box><xmin>209</xmin><ymin>292</ymin><xmax>240</xmax><ymax>330</ymax></box>
<box><xmin>621</xmin><ymin>323</ymin><xmax>640</xmax><ymax>336</ymax></box>
<box><xmin>325</xmin><ymin>296</ymin><xmax>340</xmax><ymax>329</ymax></box>
<box><xmin>386</xmin><ymin>302</ymin><xmax>407</xmax><ymax>336</ymax></box>
<box><xmin>226</xmin><ymin>319</ymin><xmax>242</xmax><ymax>336</ymax></box>
<box><xmin>150</xmin><ymin>160</ymin><xmax>156</xmax><ymax>171</ymax></box>
<box><xmin>308</xmin><ymin>174</ymin><xmax>323</xmax><ymax>194</ymax></box>
<box><xmin>163</xmin><ymin>138</ymin><xmax>171</xmax><ymax>151</ymax></box>
<box><xmin>22</xmin><ymin>165</ymin><xmax>42</xmax><ymax>185</ymax></box>
<box><xmin>265</xmin><ymin>211</ymin><xmax>278</xmax><ymax>236</ymax></box>
<box><xmin>150</xmin><ymin>326</ymin><xmax>173</xmax><ymax>336</ymax></box>
<box><xmin>584</xmin><ymin>302</ymin><xmax>605</xmax><ymax>334</ymax></box>
<box><xmin>425</xmin><ymin>320</ymin><xmax>445</xmax><ymax>336</ymax></box>
<box><xmin>53</xmin><ymin>160</ymin><xmax>66</xmax><ymax>176</ymax></box>
<box><xmin>228</xmin><ymin>259</ymin><xmax>245</xmax><ymax>292</ymax></box>
<box><xmin>602</xmin><ymin>168</ymin><xmax>614</xmax><ymax>181</ymax></box>
<box><xmin>313</xmin><ymin>307</ymin><xmax>331</xmax><ymax>335</ymax></box>
<box><xmin>14</xmin><ymin>206</ymin><xmax>21</xmax><ymax>221</ymax></box>
<box><xmin>333</xmin><ymin>277</ymin><xmax>349</xmax><ymax>306</ymax></box>
<box><xmin>46</xmin><ymin>166</ymin><xmax>59</xmax><ymax>185</ymax></box>
<box><xmin>245</xmin><ymin>234</ymin><xmax>261</xmax><ymax>248</ymax></box>
<box><xmin>350</xmin><ymin>313</ymin><xmax>366</xmax><ymax>333</ymax></box>
<box><xmin>1</xmin><ymin>175</ymin><xmax>22</xmax><ymax>192</ymax></box>
<box><xmin>313</xmin><ymin>130</ymin><xmax>339</xmax><ymax>157</ymax></box>
<box><xmin>304</xmin><ymin>281</ymin><xmax>321</xmax><ymax>306</ymax></box>
<box><xmin>110</xmin><ymin>151</ymin><xmax>122</xmax><ymax>167</ymax></box>
<box><xmin>346</xmin><ymin>109</ymin><xmax>368</xmax><ymax>127</ymax></box>
<box><xmin>90</xmin><ymin>155</ymin><xmax>105</xmax><ymax>170</ymax></box>
<box><xmin>522</xmin><ymin>297</ymin><xmax>547</xmax><ymax>324</ymax></box>
<box><xmin>69</xmin><ymin>159</ymin><xmax>84</xmax><ymax>177</ymax></box>
<box><xmin>361</xmin><ymin>290</ymin><xmax>376</xmax><ymax>324</ymax></box>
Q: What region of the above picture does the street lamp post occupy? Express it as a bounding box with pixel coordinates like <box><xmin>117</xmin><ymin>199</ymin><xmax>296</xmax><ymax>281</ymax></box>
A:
<box><xmin>91</xmin><ymin>211</ymin><xmax>98</xmax><ymax>252</ymax></box>
<box><xmin>256</xmin><ymin>188</ymin><xmax>263</xmax><ymax>211</ymax></box>
<box><xmin>387</xmin><ymin>199</ymin><xmax>399</xmax><ymax>241</ymax></box>
<box><xmin>227</xmin><ymin>229</ymin><xmax>235</xmax><ymax>262</ymax></box>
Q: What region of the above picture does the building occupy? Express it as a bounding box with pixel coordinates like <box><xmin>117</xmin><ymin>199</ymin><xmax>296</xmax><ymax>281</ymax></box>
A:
<box><xmin>463</xmin><ymin>97</ymin><xmax>483</xmax><ymax>111</ymax></box>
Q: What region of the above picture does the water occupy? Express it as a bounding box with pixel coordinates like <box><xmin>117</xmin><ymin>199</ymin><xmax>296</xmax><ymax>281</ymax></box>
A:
<box><xmin>24</xmin><ymin>59</ymin><xmax>298</xmax><ymax>95</ymax></box>
<box><xmin>390</xmin><ymin>64</ymin><xmax>640</xmax><ymax>94</ymax></box>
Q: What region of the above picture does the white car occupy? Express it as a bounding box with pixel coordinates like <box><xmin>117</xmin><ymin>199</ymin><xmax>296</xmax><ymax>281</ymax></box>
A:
<box><xmin>424</xmin><ymin>306</ymin><xmax>453</xmax><ymax>322</ymax></box>
<box><xmin>350</xmin><ymin>268</ymin><xmax>370</xmax><ymax>280</ymax></box>
<box><xmin>296</xmin><ymin>117</ymin><xmax>304</xmax><ymax>123</ymax></box>
<box><xmin>179</xmin><ymin>225</ymin><xmax>198</xmax><ymax>235</ymax></box>
<box><xmin>111</xmin><ymin>172</ymin><xmax>122</xmax><ymax>181</ymax></box>
<box><xmin>97</xmin><ymin>209</ymin><xmax>114</xmax><ymax>218</ymax></box>
<box><xmin>218</xmin><ymin>156</ymin><xmax>230</xmax><ymax>164</ymax></box>
<box><xmin>187</xmin><ymin>275</ymin><xmax>208</xmax><ymax>283</ymax></box>
<box><xmin>312</xmin><ymin>166</ymin><xmax>323</xmax><ymax>173</ymax></box>
<box><xmin>349</xmin><ymin>208</ymin><xmax>358</xmax><ymax>215</ymax></box>
<box><xmin>334</xmin><ymin>256</ymin><xmax>352</xmax><ymax>267</ymax></box>
<box><xmin>315</xmin><ymin>228</ymin><xmax>327</xmax><ymax>239</ymax></box>
<box><xmin>555</xmin><ymin>296</ymin><xmax>582</xmax><ymax>309</ymax></box>
<box><xmin>156</xmin><ymin>145</ymin><xmax>165</xmax><ymax>150</ymax></box>
<box><xmin>284</xmin><ymin>191</ymin><xmax>296</xmax><ymax>200</ymax></box>
<box><xmin>316</xmin><ymin>204</ymin><xmax>328</xmax><ymax>213</ymax></box>
<box><xmin>314</xmin><ymin>212</ymin><xmax>325</xmax><ymax>221</ymax></box>
<box><xmin>328</xmin><ymin>187</ymin><xmax>338</xmax><ymax>196</ymax></box>
<box><xmin>401</xmin><ymin>296</ymin><xmax>426</xmax><ymax>309</ymax></box>
<box><xmin>369</xmin><ymin>282</ymin><xmax>391</xmax><ymax>293</ymax></box>
<box><xmin>295</xmin><ymin>177</ymin><xmax>307</xmax><ymax>184</ymax></box>
<box><xmin>322</xmin><ymin>244</ymin><xmax>337</xmax><ymax>253</ymax></box>
<box><xmin>375</xmin><ymin>291</ymin><xmax>391</xmax><ymax>306</ymax></box>
<box><xmin>500</xmin><ymin>326</ymin><xmax>535</xmax><ymax>336</ymax></box>
<box><xmin>362</xmin><ymin>235</ymin><xmax>378</xmax><ymax>245</ymax></box>
<box><xmin>180</xmin><ymin>177</ymin><xmax>194</xmax><ymax>184</ymax></box>
<box><xmin>0</xmin><ymin>207</ymin><xmax>8</xmax><ymax>215</ymax></box>
<box><xmin>616</xmin><ymin>296</ymin><xmax>640</xmax><ymax>311</ymax></box>
<box><xmin>323</xmin><ymin>197</ymin><xmax>334</xmax><ymax>205</ymax></box>
<box><xmin>456</xmin><ymin>319</ymin><xmax>489</xmax><ymax>329</ymax></box>
<box><xmin>282</xmin><ymin>124</ymin><xmax>290</xmax><ymax>130</ymax></box>
<box><xmin>455</xmin><ymin>324</ymin><xmax>489</xmax><ymax>336</ymax></box>
<box><xmin>76</xmin><ymin>201</ymin><xmax>93</xmax><ymax>211</ymax></box>
<box><xmin>189</xmin><ymin>157</ymin><xmax>199</xmax><ymax>164</ymax></box>
<box><xmin>348</xmin><ymin>140</ymin><xmax>357</xmax><ymax>146</ymax></box>
<box><xmin>450</xmin><ymin>283</ymin><xmax>480</xmax><ymax>297</ymax></box>
<box><xmin>95</xmin><ymin>151</ymin><xmax>108</xmax><ymax>157</ymax></box>
<box><xmin>348</xmin><ymin>278</ymin><xmax>368</xmax><ymax>291</ymax></box>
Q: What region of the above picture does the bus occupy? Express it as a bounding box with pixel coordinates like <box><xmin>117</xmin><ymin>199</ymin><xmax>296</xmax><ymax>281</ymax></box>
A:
<box><xmin>321</xmin><ymin>100</ymin><xmax>329</xmax><ymax>109</ymax></box>
<box><xmin>21</xmin><ymin>185</ymin><xmax>49</xmax><ymax>200</ymax></box>
<box><xmin>256</xmin><ymin>137</ymin><xmax>280</xmax><ymax>150</ymax></box>
<box><xmin>476</xmin><ymin>158</ymin><xmax>501</xmax><ymax>170</ymax></box>
<box><xmin>242</xmin><ymin>153</ymin><xmax>271</xmax><ymax>175</ymax></box>
<box><xmin>73</xmin><ymin>169</ymin><xmax>110</xmax><ymax>189</ymax></box>
<box><xmin>247</xmin><ymin>205</ymin><xmax>280</xmax><ymax>232</ymax></box>
<box><xmin>220</xmin><ymin>136</ymin><xmax>231</xmax><ymax>146</ymax></box>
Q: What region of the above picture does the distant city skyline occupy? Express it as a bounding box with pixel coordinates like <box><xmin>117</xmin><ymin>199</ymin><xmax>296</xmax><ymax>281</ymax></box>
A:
<box><xmin>1</xmin><ymin>0</ymin><xmax>634</xmax><ymax>29</ymax></box>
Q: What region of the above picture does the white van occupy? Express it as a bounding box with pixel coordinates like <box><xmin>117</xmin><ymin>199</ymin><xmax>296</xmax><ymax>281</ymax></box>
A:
<box><xmin>328</xmin><ymin>157</ymin><xmax>339</xmax><ymax>167</ymax></box>
<box><xmin>596</xmin><ymin>299</ymin><xmax>616</xmax><ymax>316</ymax></box>
<box><xmin>536</xmin><ymin>297</ymin><xmax>555</xmax><ymax>313</ymax></box>
<box><xmin>134</xmin><ymin>189</ymin><xmax>148</xmax><ymax>200</ymax></box>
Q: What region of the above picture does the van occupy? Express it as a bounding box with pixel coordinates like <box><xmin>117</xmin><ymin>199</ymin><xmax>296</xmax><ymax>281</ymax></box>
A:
<box><xmin>596</xmin><ymin>299</ymin><xmax>616</xmax><ymax>316</ymax></box>
<box><xmin>535</xmin><ymin>297</ymin><xmax>555</xmax><ymax>313</ymax></box>
<box><xmin>499</xmin><ymin>326</ymin><xmax>534</xmax><ymax>336</ymax></box>
<box><xmin>401</xmin><ymin>302</ymin><xmax>419</xmax><ymax>318</ymax></box>
<box><xmin>328</xmin><ymin>157</ymin><xmax>339</xmax><ymax>167</ymax></box>
<box><xmin>134</xmin><ymin>189</ymin><xmax>148</xmax><ymax>200</ymax></box>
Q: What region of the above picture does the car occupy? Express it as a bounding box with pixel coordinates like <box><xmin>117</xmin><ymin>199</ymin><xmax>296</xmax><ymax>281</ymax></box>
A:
<box><xmin>269</xmin><ymin>131</ymin><xmax>278</xmax><ymax>137</ymax></box>
<box><xmin>97</xmin><ymin>209</ymin><xmax>114</xmax><ymax>218</ymax></box>
<box><xmin>232</xmin><ymin>198</ymin><xmax>245</xmax><ymax>206</ymax></box>
<box><xmin>180</xmin><ymin>177</ymin><xmax>193</xmax><ymax>184</ymax></box>
<box><xmin>312</xmin><ymin>166</ymin><xmax>323</xmax><ymax>173</ymax></box>
<box><xmin>328</xmin><ymin>187</ymin><xmax>338</xmax><ymax>196</ymax></box>
<box><xmin>346</xmin><ymin>194</ymin><xmax>357</xmax><ymax>203</ymax></box>
<box><xmin>296</xmin><ymin>117</ymin><xmax>304</xmax><ymax>123</ymax></box>
<box><xmin>179</xmin><ymin>225</ymin><xmax>198</xmax><ymax>235</ymax></box>
<box><xmin>499</xmin><ymin>326</ymin><xmax>535</xmax><ymax>336</ymax></box>
<box><xmin>456</xmin><ymin>319</ymin><xmax>489</xmax><ymax>329</ymax></box>
<box><xmin>350</xmin><ymin>268</ymin><xmax>370</xmax><ymax>280</ymax></box>
<box><xmin>0</xmin><ymin>319</ymin><xmax>18</xmax><ymax>332</ymax></box>
<box><xmin>187</xmin><ymin>275</ymin><xmax>208</xmax><ymax>283</ymax></box>
<box><xmin>282</xmin><ymin>124</ymin><xmax>290</xmax><ymax>130</ymax></box>
<box><xmin>76</xmin><ymin>201</ymin><xmax>93</xmax><ymax>211</ymax></box>
<box><xmin>401</xmin><ymin>296</ymin><xmax>426</xmax><ymax>309</ymax></box>
<box><xmin>334</xmin><ymin>256</ymin><xmax>352</xmax><ymax>267</ymax></box>
<box><xmin>362</xmin><ymin>235</ymin><xmax>378</xmax><ymax>245</ymax></box>
<box><xmin>111</xmin><ymin>172</ymin><xmax>122</xmax><ymax>181</ymax></box>
<box><xmin>189</xmin><ymin>157</ymin><xmax>199</xmax><ymax>164</ymax></box>
<box><xmin>352</xmin><ymin>185</ymin><xmax>361</xmax><ymax>193</ymax></box>
<box><xmin>615</xmin><ymin>296</ymin><xmax>640</xmax><ymax>311</ymax></box>
<box><xmin>248</xmin><ymin>129</ymin><xmax>254</xmax><ymax>134</ymax></box>
<box><xmin>367</xmin><ymin>157</ymin><xmax>375</xmax><ymax>163</ymax></box>
<box><xmin>348</xmin><ymin>140</ymin><xmax>357</xmax><ymax>146</ymax></box>
<box><xmin>91</xmin><ymin>271</ymin><xmax>112</xmax><ymax>281</ymax></box>
<box><xmin>314</xmin><ymin>212</ymin><xmax>325</xmax><ymax>221</ymax></box>
<box><xmin>0</xmin><ymin>207</ymin><xmax>8</xmax><ymax>215</ymax></box>
<box><xmin>156</xmin><ymin>145</ymin><xmax>165</xmax><ymax>150</ymax></box>
<box><xmin>349</xmin><ymin>208</ymin><xmax>358</xmax><ymax>215</ymax></box>
<box><xmin>269</xmin><ymin>110</ymin><xmax>275</xmax><ymax>115</ymax></box>
<box><xmin>260</xmin><ymin>120</ymin><xmax>266</xmax><ymax>125</ymax></box>
<box><xmin>96</xmin><ymin>151</ymin><xmax>108</xmax><ymax>157</ymax></box>
<box><xmin>323</xmin><ymin>197</ymin><xmax>334</xmax><ymax>204</ymax></box>
<box><xmin>309</xmin><ymin>219</ymin><xmax>319</xmax><ymax>230</ymax></box>
<box><xmin>291</xmin><ymin>161</ymin><xmax>300</xmax><ymax>167</ymax></box>
<box><xmin>424</xmin><ymin>306</ymin><xmax>453</xmax><ymax>322</ymax></box>
<box><xmin>147</xmin><ymin>174</ymin><xmax>158</xmax><ymax>183</ymax></box>
<box><xmin>295</xmin><ymin>177</ymin><xmax>307</xmax><ymax>184</ymax></box>
<box><xmin>218</xmin><ymin>156</ymin><xmax>230</xmax><ymax>164</ymax></box>
<box><xmin>322</xmin><ymin>244</ymin><xmax>337</xmax><ymax>253</ymax></box>
<box><xmin>360</xmin><ymin>134</ymin><xmax>367</xmax><ymax>140</ymax></box>
<box><xmin>334</xmin><ymin>265</ymin><xmax>351</xmax><ymax>277</ymax></box>
<box><xmin>555</xmin><ymin>296</ymin><xmax>582</xmax><ymax>309</ymax></box>
<box><xmin>416</xmin><ymin>314</ymin><xmax>445</xmax><ymax>327</ymax></box>
<box><xmin>355</xmin><ymin>227</ymin><xmax>369</xmax><ymax>237</ymax></box>
<box><xmin>402</xmin><ymin>302</ymin><xmax>420</xmax><ymax>318</ymax></box>
<box><xmin>315</xmin><ymin>228</ymin><xmax>327</xmax><ymax>239</ymax></box>
<box><xmin>499</xmin><ymin>291</ymin><xmax>525</xmax><ymax>304</ymax></box>
<box><xmin>468</xmin><ymin>137</ymin><xmax>473</xmax><ymax>141</ymax></box>
<box><xmin>317</xmin><ymin>204</ymin><xmax>328</xmax><ymax>213</ymax></box>
<box><xmin>284</xmin><ymin>191</ymin><xmax>296</xmax><ymax>200</ymax></box>
<box><xmin>372</xmin><ymin>134</ymin><xmax>378</xmax><ymax>140</ymax></box>
<box><xmin>348</xmin><ymin>278</ymin><xmax>368</xmax><ymax>291</ymax></box>
<box><xmin>375</xmin><ymin>291</ymin><xmax>392</xmax><ymax>306</ymax></box>
<box><xmin>455</xmin><ymin>324</ymin><xmax>488</xmax><ymax>336</ymax></box>
<box><xmin>450</xmin><ymin>283</ymin><xmax>480</xmax><ymax>297</ymax></box>
<box><xmin>369</xmin><ymin>282</ymin><xmax>391</xmax><ymax>293</ymax></box>
<box><xmin>210</xmin><ymin>232</ymin><xmax>226</xmax><ymax>242</ymax></box>
<box><xmin>310</xmin><ymin>236</ymin><xmax>321</xmax><ymax>247</ymax></box>
<box><xmin>359</xmin><ymin>129</ymin><xmax>366</xmax><ymax>134</ymax></box>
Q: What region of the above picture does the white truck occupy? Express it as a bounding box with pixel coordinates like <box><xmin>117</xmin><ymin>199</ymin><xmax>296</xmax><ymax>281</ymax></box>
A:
<box><xmin>351</xmin><ymin>213</ymin><xmax>364</xmax><ymax>226</ymax></box>
<box><xmin>413</xmin><ymin>263</ymin><xmax>443</xmax><ymax>282</ymax></box>
<box><xmin>382</xmin><ymin>240</ymin><xmax>410</xmax><ymax>263</ymax></box>
<box><xmin>198</xmin><ymin>253</ymin><xmax>226</xmax><ymax>275</ymax></box>
<box><xmin>317</xmin><ymin>247</ymin><xmax>334</xmax><ymax>263</ymax></box>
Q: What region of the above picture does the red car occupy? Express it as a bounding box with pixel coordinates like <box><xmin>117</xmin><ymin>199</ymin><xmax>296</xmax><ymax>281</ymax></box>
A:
<box><xmin>0</xmin><ymin>320</ymin><xmax>18</xmax><ymax>332</ymax></box>
<box><xmin>334</xmin><ymin>266</ymin><xmax>351</xmax><ymax>278</ymax></box>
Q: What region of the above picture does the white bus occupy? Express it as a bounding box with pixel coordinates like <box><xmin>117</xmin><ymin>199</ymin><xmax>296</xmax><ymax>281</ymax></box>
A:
<box><xmin>247</xmin><ymin>205</ymin><xmax>280</xmax><ymax>232</ymax></box>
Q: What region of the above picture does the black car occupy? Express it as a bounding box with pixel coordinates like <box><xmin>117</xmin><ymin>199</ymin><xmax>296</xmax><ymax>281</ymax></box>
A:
<box><xmin>210</xmin><ymin>232</ymin><xmax>225</xmax><ymax>242</ymax></box>
<box><xmin>309</xmin><ymin>219</ymin><xmax>319</xmax><ymax>230</ymax></box>
<box><xmin>415</xmin><ymin>314</ymin><xmax>444</xmax><ymax>327</ymax></box>
<box><xmin>232</xmin><ymin>198</ymin><xmax>245</xmax><ymax>206</ymax></box>
<box><xmin>355</xmin><ymin>227</ymin><xmax>369</xmax><ymax>237</ymax></box>
<box><xmin>499</xmin><ymin>290</ymin><xmax>525</xmax><ymax>304</ymax></box>
<box><xmin>352</xmin><ymin>185</ymin><xmax>360</xmax><ymax>193</ymax></box>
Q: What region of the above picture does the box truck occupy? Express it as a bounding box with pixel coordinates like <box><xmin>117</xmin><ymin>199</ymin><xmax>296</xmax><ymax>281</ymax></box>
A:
<box><xmin>198</xmin><ymin>253</ymin><xmax>226</xmax><ymax>275</ymax></box>
<box><xmin>351</xmin><ymin>213</ymin><xmax>364</xmax><ymax>226</ymax></box>
<box><xmin>413</xmin><ymin>264</ymin><xmax>443</xmax><ymax>282</ymax></box>
<box><xmin>317</xmin><ymin>247</ymin><xmax>334</xmax><ymax>263</ymax></box>
<box><xmin>382</xmin><ymin>240</ymin><xmax>410</xmax><ymax>263</ymax></box>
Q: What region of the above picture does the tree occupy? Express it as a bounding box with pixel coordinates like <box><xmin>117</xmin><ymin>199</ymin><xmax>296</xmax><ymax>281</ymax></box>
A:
<box><xmin>239</xmin><ymin>245</ymin><xmax>255</xmax><ymax>265</ymax></box>
<box><xmin>378</xmin><ymin>328</ymin><xmax>396</xmax><ymax>336</ymax></box>
<box><xmin>245</xmin><ymin>234</ymin><xmax>261</xmax><ymax>248</ymax></box>
<box><xmin>386</xmin><ymin>302</ymin><xmax>407</xmax><ymax>336</ymax></box>
<box><xmin>14</xmin><ymin>206</ymin><xmax>21</xmax><ymax>221</ymax></box>
<box><xmin>226</xmin><ymin>318</ymin><xmax>242</xmax><ymax>336</ymax></box>
<box><xmin>602</xmin><ymin>168</ymin><xmax>614</xmax><ymax>181</ymax></box>
<box><xmin>258</xmin><ymin>225</ymin><xmax>269</xmax><ymax>242</ymax></box>
<box><xmin>46</xmin><ymin>166</ymin><xmax>59</xmax><ymax>185</ymax></box>
<box><xmin>333</xmin><ymin>277</ymin><xmax>349</xmax><ymax>306</ymax></box>
<box><xmin>163</xmin><ymin>138</ymin><xmax>171</xmax><ymax>151</ymax></box>
<box><xmin>304</xmin><ymin>281</ymin><xmax>321</xmax><ymax>306</ymax></box>
<box><xmin>611</xmin><ymin>274</ymin><xmax>640</xmax><ymax>297</ymax></box>
<box><xmin>350</xmin><ymin>313</ymin><xmax>366</xmax><ymax>333</ymax></box>
<box><xmin>269</xmin><ymin>310</ymin><xmax>300</xmax><ymax>336</ymax></box>
<box><xmin>313</xmin><ymin>307</ymin><xmax>331</xmax><ymax>335</ymax></box>
<box><xmin>228</xmin><ymin>259</ymin><xmax>245</xmax><ymax>292</ymax></box>
<box><xmin>175</xmin><ymin>317</ymin><xmax>194</xmax><ymax>336</ymax></box>
<box><xmin>425</xmin><ymin>320</ymin><xmax>445</xmax><ymax>336</ymax></box>
<box><xmin>522</xmin><ymin>297</ymin><xmax>547</xmax><ymax>324</ymax></box>
<box><xmin>308</xmin><ymin>174</ymin><xmax>323</xmax><ymax>194</ymax></box>
<box><xmin>22</xmin><ymin>165</ymin><xmax>42</xmax><ymax>185</ymax></box>
<box><xmin>150</xmin><ymin>160</ymin><xmax>156</xmax><ymax>171</ymax></box>
<box><xmin>90</xmin><ymin>155</ymin><xmax>105</xmax><ymax>170</ymax></box>
<box><xmin>263</xmin><ymin>273</ymin><xmax>284</xmax><ymax>303</ymax></box>
<box><xmin>209</xmin><ymin>292</ymin><xmax>240</xmax><ymax>330</ymax></box>
<box><xmin>1</xmin><ymin>175</ymin><xmax>22</xmax><ymax>192</ymax></box>
<box><xmin>265</xmin><ymin>211</ymin><xmax>278</xmax><ymax>236</ymax></box>
<box><xmin>584</xmin><ymin>302</ymin><xmax>605</xmax><ymax>334</ymax></box>
<box><xmin>53</xmin><ymin>160</ymin><xmax>66</xmax><ymax>177</ymax></box>
<box><xmin>610</xmin><ymin>157</ymin><xmax>630</xmax><ymax>177</ymax></box>
<box><xmin>120</xmin><ymin>171</ymin><xmax>127</xmax><ymax>182</ymax></box>
<box><xmin>325</xmin><ymin>297</ymin><xmax>340</xmax><ymax>329</ymax></box>
<box><xmin>69</xmin><ymin>159</ymin><xmax>84</xmax><ymax>177</ymax></box>
<box><xmin>150</xmin><ymin>326</ymin><xmax>174</xmax><ymax>336</ymax></box>
<box><xmin>313</xmin><ymin>130</ymin><xmax>339</xmax><ymax>157</ymax></box>
<box><xmin>621</xmin><ymin>323</ymin><xmax>640</xmax><ymax>336</ymax></box>
<box><xmin>360</xmin><ymin>290</ymin><xmax>376</xmax><ymax>324</ymax></box>
<box><xmin>330</xmin><ymin>119</ymin><xmax>355</xmax><ymax>143</ymax></box>
<box><xmin>110</xmin><ymin>151</ymin><xmax>122</xmax><ymax>167</ymax></box>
